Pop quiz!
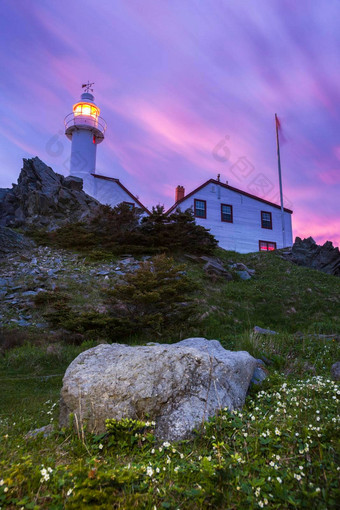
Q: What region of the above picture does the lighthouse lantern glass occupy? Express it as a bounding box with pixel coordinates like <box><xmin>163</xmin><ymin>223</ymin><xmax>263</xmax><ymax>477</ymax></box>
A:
<box><xmin>73</xmin><ymin>102</ymin><xmax>99</xmax><ymax>119</ymax></box>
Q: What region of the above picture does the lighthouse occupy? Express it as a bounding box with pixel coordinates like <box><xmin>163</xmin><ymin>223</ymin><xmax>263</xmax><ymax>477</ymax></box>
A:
<box><xmin>64</xmin><ymin>82</ymin><xmax>106</xmax><ymax>188</ymax></box>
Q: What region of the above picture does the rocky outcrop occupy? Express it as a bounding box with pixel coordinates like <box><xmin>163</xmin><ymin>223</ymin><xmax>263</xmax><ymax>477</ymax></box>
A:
<box><xmin>59</xmin><ymin>338</ymin><xmax>257</xmax><ymax>440</ymax></box>
<box><xmin>288</xmin><ymin>237</ymin><xmax>340</xmax><ymax>276</ymax></box>
<box><xmin>0</xmin><ymin>157</ymin><xmax>99</xmax><ymax>230</ymax></box>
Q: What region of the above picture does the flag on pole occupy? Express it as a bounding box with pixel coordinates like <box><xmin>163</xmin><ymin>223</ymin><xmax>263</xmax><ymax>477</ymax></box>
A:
<box><xmin>275</xmin><ymin>114</ymin><xmax>286</xmax><ymax>143</ymax></box>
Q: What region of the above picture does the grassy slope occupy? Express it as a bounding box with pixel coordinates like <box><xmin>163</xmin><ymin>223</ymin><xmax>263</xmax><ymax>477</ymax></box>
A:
<box><xmin>0</xmin><ymin>247</ymin><xmax>339</xmax><ymax>509</ymax></box>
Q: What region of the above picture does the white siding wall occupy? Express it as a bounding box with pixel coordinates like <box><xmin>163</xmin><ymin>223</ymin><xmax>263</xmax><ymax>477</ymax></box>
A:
<box><xmin>176</xmin><ymin>183</ymin><xmax>293</xmax><ymax>253</ymax></box>
<box><xmin>81</xmin><ymin>175</ymin><xmax>142</xmax><ymax>209</ymax></box>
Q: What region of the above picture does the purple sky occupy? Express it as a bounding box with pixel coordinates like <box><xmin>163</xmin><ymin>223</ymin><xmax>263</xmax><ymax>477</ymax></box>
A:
<box><xmin>1</xmin><ymin>0</ymin><xmax>339</xmax><ymax>246</ymax></box>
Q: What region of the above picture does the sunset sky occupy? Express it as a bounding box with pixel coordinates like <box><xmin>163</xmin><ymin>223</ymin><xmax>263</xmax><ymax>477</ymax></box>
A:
<box><xmin>1</xmin><ymin>0</ymin><xmax>339</xmax><ymax>246</ymax></box>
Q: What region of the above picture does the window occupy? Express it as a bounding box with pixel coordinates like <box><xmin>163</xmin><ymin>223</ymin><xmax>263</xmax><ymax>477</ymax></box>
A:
<box><xmin>259</xmin><ymin>241</ymin><xmax>277</xmax><ymax>251</ymax></box>
<box><xmin>194</xmin><ymin>199</ymin><xmax>206</xmax><ymax>218</ymax></box>
<box><xmin>261</xmin><ymin>211</ymin><xmax>272</xmax><ymax>229</ymax></box>
<box><xmin>123</xmin><ymin>202</ymin><xmax>135</xmax><ymax>210</ymax></box>
<box><xmin>221</xmin><ymin>204</ymin><xmax>233</xmax><ymax>223</ymax></box>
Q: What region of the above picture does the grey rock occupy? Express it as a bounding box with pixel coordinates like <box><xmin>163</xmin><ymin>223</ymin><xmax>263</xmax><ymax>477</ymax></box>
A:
<box><xmin>60</xmin><ymin>338</ymin><xmax>257</xmax><ymax>441</ymax></box>
<box><xmin>0</xmin><ymin>227</ymin><xmax>35</xmax><ymax>256</ymax></box>
<box><xmin>10</xmin><ymin>319</ymin><xmax>31</xmax><ymax>326</ymax></box>
<box><xmin>253</xmin><ymin>326</ymin><xmax>277</xmax><ymax>335</ymax></box>
<box><xmin>331</xmin><ymin>361</ymin><xmax>340</xmax><ymax>381</ymax></box>
<box><xmin>287</xmin><ymin>237</ymin><xmax>340</xmax><ymax>276</ymax></box>
<box><xmin>236</xmin><ymin>270</ymin><xmax>252</xmax><ymax>280</ymax></box>
<box><xmin>250</xmin><ymin>360</ymin><xmax>268</xmax><ymax>385</ymax></box>
<box><xmin>25</xmin><ymin>424</ymin><xmax>54</xmax><ymax>439</ymax></box>
<box><xmin>202</xmin><ymin>259</ymin><xmax>233</xmax><ymax>280</ymax></box>
<box><xmin>21</xmin><ymin>290</ymin><xmax>37</xmax><ymax>297</ymax></box>
<box><xmin>0</xmin><ymin>157</ymin><xmax>100</xmax><ymax>230</ymax></box>
<box><xmin>64</xmin><ymin>176</ymin><xmax>83</xmax><ymax>191</ymax></box>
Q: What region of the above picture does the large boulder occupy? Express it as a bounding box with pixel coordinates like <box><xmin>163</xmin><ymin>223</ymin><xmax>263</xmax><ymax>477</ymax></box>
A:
<box><xmin>59</xmin><ymin>338</ymin><xmax>257</xmax><ymax>441</ymax></box>
<box><xmin>0</xmin><ymin>157</ymin><xmax>99</xmax><ymax>230</ymax></box>
<box><xmin>290</xmin><ymin>237</ymin><xmax>340</xmax><ymax>276</ymax></box>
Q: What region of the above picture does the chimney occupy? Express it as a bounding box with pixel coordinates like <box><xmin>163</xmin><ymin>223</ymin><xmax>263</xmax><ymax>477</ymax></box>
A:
<box><xmin>175</xmin><ymin>185</ymin><xmax>185</xmax><ymax>202</ymax></box>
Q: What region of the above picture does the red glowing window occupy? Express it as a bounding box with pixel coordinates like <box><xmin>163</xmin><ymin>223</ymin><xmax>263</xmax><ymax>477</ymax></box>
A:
<box><xmin>259</xmin><ymin>241</ymin><xmax>277</xmax><ymax>251</ymax></box>
<box><xmin>194</xmin><ymin>199</ymin><xmax>207</xmax><ymax>219</ymax></box>
<box><xmin>221</xmin><ymin>203</ymin><xmax>233</xmax><ymax>223</ymax></box>
<box><xmin>261</xmin><ymin>211</ymin><xmax>272</xmax><ymax>229</ymax></box>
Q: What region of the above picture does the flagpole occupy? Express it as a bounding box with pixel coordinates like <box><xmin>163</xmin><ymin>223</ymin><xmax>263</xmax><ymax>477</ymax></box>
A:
<box><xmin>275</xmin><ymin>113</ymin><xmax>286</xmax><ymax>248</ymax></box>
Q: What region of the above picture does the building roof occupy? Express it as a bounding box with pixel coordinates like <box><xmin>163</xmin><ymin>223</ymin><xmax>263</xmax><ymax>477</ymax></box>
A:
<box><xmin>166</xmin><ymin>178</ymin><xmax>293</xmax><ymax>215</ymax></box>
<box><xmin>91</xmin><ymin>173</ymin><xmax>151</xmax><ymax>214</ymax></box>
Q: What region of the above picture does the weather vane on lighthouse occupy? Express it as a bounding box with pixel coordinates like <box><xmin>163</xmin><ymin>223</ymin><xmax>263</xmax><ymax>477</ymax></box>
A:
<box><xmin>81</xmin><ymin>81</ymin><xmax>94</xmax><ymax>93</ymax></box>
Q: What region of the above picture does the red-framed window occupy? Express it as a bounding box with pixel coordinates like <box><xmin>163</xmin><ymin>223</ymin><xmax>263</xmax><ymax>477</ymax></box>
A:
<box><xmin>123</xmin><ymin>202</ymin><xmax>135</xmax><ymax>210</ymax></box>
<box><xmin>221</xmin><ymin>203</ymin><xmax>233</xmax><ymax>223</ymax></box>
<box><xmin>259</xmin><ymin>240</ymin><xmax>277</xmax><ymax>251</ymax></box>
<box><xmin>194</xmin><ymin>199</ymin><xmax>207</xmax><ymax>219</ymax></box>
<box><xmin>261</xmin><ymin>211</ymin><xmax>272</xmax><ymax>229</ymax></box>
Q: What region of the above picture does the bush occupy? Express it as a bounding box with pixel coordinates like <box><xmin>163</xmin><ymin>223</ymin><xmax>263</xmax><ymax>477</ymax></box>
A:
<box><xmin>28</xmin><ymin>203</ymin><xmax>217</xmax><ymax>256</ymax></box>
<box><xmin>104</xmin><ymin>254</ymin><xmax>198</xmax><ymax>338</ymax></box>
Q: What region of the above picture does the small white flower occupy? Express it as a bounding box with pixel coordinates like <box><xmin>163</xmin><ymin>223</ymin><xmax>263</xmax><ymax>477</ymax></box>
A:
<box><xmin>66</xmin><ymin>488</ymin><xmax>73</xmax><ymax>496</ymax></box>
<box><xmin>146</xmin><ymin>466</ymin><xmax>153</xmax><ymax>477</ymax></box>
<box><xmin>276</xmin><ymin>477</ymin><xmax>282</xmax><ymax>484</ymax></box>
<box><xmin>98</xmin><ymin>443</ymin><xmax>103</xmax><ymax>450</ymax></box>
<box><xmin>162</xmin><ymin>441</ymin><xmax>170</xmax><ymax>448</ymax></box>
<box><xmin>0</xmin><ymin>479</ymin><xmax>4</xmax><ymax>486</ymax></box>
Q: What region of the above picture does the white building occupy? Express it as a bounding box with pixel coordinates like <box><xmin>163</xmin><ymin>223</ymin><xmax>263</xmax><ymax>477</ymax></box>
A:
<box><xmin>65</xmin><ymin>86</ymin><xmax>293</xmax><ymax>252</ymax></box>
<box><xmin>166</xmin><ymin>179</ymin><xmax>293</xmax><ymax>253</ymax></box>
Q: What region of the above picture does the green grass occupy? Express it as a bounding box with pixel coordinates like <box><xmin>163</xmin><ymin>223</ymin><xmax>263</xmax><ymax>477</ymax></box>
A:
<box><xmin>0</xmin><ymin>247</ymin><xmax>339</xmax><ymax>508</ymax></box>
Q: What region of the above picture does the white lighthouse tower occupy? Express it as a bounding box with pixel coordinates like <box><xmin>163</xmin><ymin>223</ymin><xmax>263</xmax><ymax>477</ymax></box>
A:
<box><xmin>64</xmin><ymin>82</ymin><xmax>106</xmax><ymax>192</ymax></box>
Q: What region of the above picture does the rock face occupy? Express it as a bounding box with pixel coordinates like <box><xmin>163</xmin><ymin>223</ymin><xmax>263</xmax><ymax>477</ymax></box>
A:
<box><xmin>0</xmin><ymin>226</ymin><xmax>35</xmax><ymax>256</ymax></box>
<box><xmin>59</xmin><ymin>338</ymin><xmax>257</xmax><ymax>441</ymax></box>
<box><xmin>0</xmin><ymin>157</ymin><xmax>99</xmax><ymax>230</ymax></box>
<box><xmin>289</xmin><ymin>237</ymin><xmax>340</xmax><ymax>276</ymax></box>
